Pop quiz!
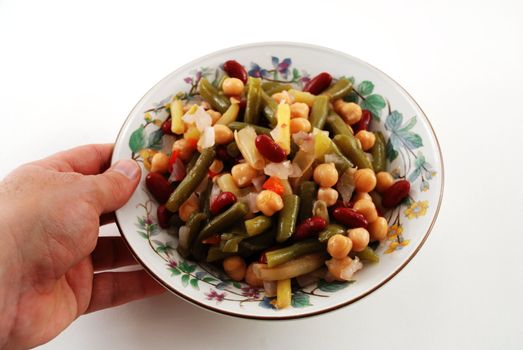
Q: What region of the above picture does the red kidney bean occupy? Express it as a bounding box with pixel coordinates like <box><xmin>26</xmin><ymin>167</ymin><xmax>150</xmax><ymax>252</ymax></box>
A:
<box><xmin>382</xmin><ymin>180</ymin><xmax>410</xmax><ymax>208</ymax></box>
<box><xmin>223</xmin><ymin>60</ymin><xmax>248</xmax><ymax>84</ymax></box>
<box><xmin>157</xmin><ymin>204</ymin><xmax>173</xmax><ymax>228</ymax></box>
<box><xmin>216</xmin><ymin>145</ymin><xmax>233</xmax><ymax>162</ymax></box>
<box><xmin>293</xmin><ymin>217</ymin><xmax>328</xmax><ymax>241</ymax></box>
<box><xmin>161</xmin><ymin>118</ymin><xmax>173</xmax><ymax>135</ymax></box>
<box><xmin>145</xmin><ymin>172</ymin><xmax>173</xmax><ymax>204</ymax></box>
<box><xmin>332</xmin><ymin>207</ymin><xmax>368</xmax><ymax>228</ymax></box>
<box><xmin>210</xmin><ymin>191</ymin><xmax>237</xmax><ymax>215</ymax></box>
<box><xmin>255</xmin><ymin>134</ymin><xmax>286</xmax><ymax>163</ymax></box>
<box><xmin>303</xmin><ymin>72</ymin><xmax>332</xmax><ymax>95</ymax></box>
<box><xmin>353</xmin><ymin>109</ymin><xmax>371</xmax><ymax>133</ymax></box>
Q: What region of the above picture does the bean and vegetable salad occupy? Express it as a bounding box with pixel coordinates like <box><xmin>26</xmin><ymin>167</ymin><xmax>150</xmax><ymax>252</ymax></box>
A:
<box><xmin>144</xmin><ymin>60</ymin><xmax>411</xmax><ymax>309</ymax></box>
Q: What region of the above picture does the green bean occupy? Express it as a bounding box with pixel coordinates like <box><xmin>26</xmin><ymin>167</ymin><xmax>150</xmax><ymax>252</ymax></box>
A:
<box><xmin>262</xmin><ymin>82</ymin><xmax>292</xmax><ymax>96</ymax></box>
<box><xmin>212</xmin><ymin>70</ymin><xmax>228</xmax><ymax>89</ymax></box>
<box><xmin>177</xmin><ymin>212</ymin><xmax>207</xmax><ymax>258</ymax></box>
<box><xmin>245</xmin><ymin>215</ymin><xmax>272</xmax><ymax>236</ymax></box>
<box><xmin>333</xmin><ymin>134</ymin><xmax>373</xmax><ymax>170</ymax></box>
<box><xmin>207</xmin><ymin>246</ymin><xmax>232</xmax><ymax>262</ymax></box>
<box><xmin>324</xmin><ymin>140</ymin><xmax>353</xmax><ymax>173</ymax></box>
<box><xmin>238</xmin><ymin>228</ymin><xmax>276</xmax><ymax>256</ymax></box>
<box><xmin>371</xmin><ymin>131</ymin><xmax>386</xmax><ymax>173</ymax></box>
<box><xmin>310</xmin><ymin>95</ymin><xmax>329</xmax><ymax>129</ymax></box>
<box><xmin>228</xmin><ymin>122</ymin><xmax>271</xmax><ymax>135</ymax></box>
<box><xmin>166</xmin><ymin>147</ymin><xmax>216</xmax><ymax>212</ymax></box>
<box><xmin>318</xmin><ymin>224</ymin><xmax>346</xmax><ymax>243</ymax></box>
<box><xmin>198</xmin><ymin>77</ymin><xmax>230</xmax><ymax>113</ymax></box>
<box><xmin>355</xmin><ymin>246</ymin><xmax>380</xmax><ymax>263</ymax></box>
<box><xmin>312</xmin><ymin>200</ymin><xmax>329</xmax><ymax>223</ymax></box>
<box><xmin>326</xmin><ymin>111</ymin><xmax>353</xmax><ymax>137</ymax></box>
<box><xmin>244</xmin><ymin>77</ymin><xmax>262</xmax><ymax>124</ymax></box>
<box><xmin>276</xmin><ymin>194</ymin><xmax>300</xmax><ymax>243</ymax></box>
<box><xmin>200</xmin><ymin>180</ymin><xmax>213</xmax><ymax>218</ymax></box>
<box><xmin>185</xmin><ymin>151</ymin><xmax>199</xmax><ymax>173</ymax></box>
<box><xmin>207</xmin><ymin>229</ymin><xmax>276</xmax><ymax>262</ymax></box>
<box><xmin>298</xmin><ymin>181</ymin><xmax>317</xmax><ymax>222</ymax></box>
<box><xmin>321</xmin><ymin>78</ymin><xmax>352</xmax><ymax>100</ymax></box>
<box><xmin>265</xmin><ymin>239</ymin><xmax>324</xmax><ymax>268</ymax></box>
<box><xmin>192</xmin><ymin>202</ymin><xmax>249</xmax><ymax>259</ymax></box>
<box><xmin>226</xmin><ymin>141</ymin><xmax>241</xmax><ymax>158</ymax></box>
<box><xmin>260</xmin><ymin>89</ymin><xmax>278</xmax><ymax>127</ymax></box>
<box><xmin>222</xmin><ymin>235</ymin><xmax>245</xmax><ymax>253</ymax></box>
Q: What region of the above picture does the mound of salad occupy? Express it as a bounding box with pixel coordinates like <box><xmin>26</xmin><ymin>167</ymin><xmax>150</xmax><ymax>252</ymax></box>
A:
<box><xmin>141</xmin><ymin>60</ymin><xmax>410</xmax><ymax>309</ymax></box>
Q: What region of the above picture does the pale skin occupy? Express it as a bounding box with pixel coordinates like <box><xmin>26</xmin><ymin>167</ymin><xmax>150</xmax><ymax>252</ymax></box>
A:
<box><xmin>0</xmin><ymin>144</ymin><xmax>166</xmax><ymax>349</ymax></box>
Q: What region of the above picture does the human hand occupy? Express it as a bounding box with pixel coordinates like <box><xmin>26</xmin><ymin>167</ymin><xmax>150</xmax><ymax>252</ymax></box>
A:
<box><xmin>0</xmin><ymin>144</ymin><xmax>166</xmax><ymax>349</ymax></box>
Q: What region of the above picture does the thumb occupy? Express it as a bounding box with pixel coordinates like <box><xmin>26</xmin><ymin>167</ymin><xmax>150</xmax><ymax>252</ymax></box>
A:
<box><xmin>85</xmin><ymin>159</ymin><xmax>141</xmax><ymax>214</ymax></box>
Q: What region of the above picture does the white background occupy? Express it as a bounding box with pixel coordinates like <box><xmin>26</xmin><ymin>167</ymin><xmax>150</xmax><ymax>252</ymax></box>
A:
<box><xmin>1</xmin><ymin>0</ymin><xmax>522</xmax><ymax>349</ymax></box>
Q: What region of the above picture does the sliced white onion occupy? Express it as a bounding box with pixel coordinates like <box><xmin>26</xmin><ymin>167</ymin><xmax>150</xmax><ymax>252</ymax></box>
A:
<box><xmin>324</xmin><ymin>152</ymin><xmax>344</xmax><ymax>164</ymax></box>
<box><xmin>336</xmin><ymin>168</ymin><xmax>356</xmax><ymax>205</ymax></box>
<box><xmin>168</xmin><ymin>157</ymin><xmax>186</xmax><ymax>182</ymax></box>
<box><xmin>161</xmin><ymin>135</ymin><xmax>176</xmax><ymax>155</ymax></box>
<box><xmin>289</xmin><ymin>162</ymin><xmax>302</xmax><ymax>178</ymax></box>
<box><xmin>210</xmin><ymin>182</ymin><xmax>221</xmax><ymax>204</ymax></box>
<box><xmin>252</xmin><ymin>175</ymin><xmax>266</xmax><ymax>192</ymax></box>
<box><xmin>269</xmin><ymin>125</ymin><xmax>281</xmax><ymax>144</ymax></box>
<box><xmin>264</xmin><ymin>160</ymin><xmax>293</xmax><ymax>179</ymax></box>
<box><xmin>239</xmin><ymin>192</ymin><xmax>260</xmax><ymax>213</ymax></box>
<box><xmin>197</xmin><ymin>126</ymin><xmax>215</xmax><ymax>149</ymax></box>
<box><xmin>340</xmin><ymin>257</ymin><xmax>363</xmax><ymax>280</ymax></box>
<box><xmin>263</xmin><ymin>281</ymin><xmax>277</xmax><ymax>297</ymax></box>
<box><xmin>292</xmin><ymin>131</ymin><xmax>314</xmax><ymax>153</ymax></box>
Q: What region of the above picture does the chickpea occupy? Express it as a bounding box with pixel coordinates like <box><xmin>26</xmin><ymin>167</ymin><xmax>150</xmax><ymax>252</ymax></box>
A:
<box><xmin>150</xmin><ymin>152</ymin><xmax>169</xmax><ymax>173</ymax></box>
<box><xmin>290</xmin><ymin>102</ymin><xmax>310</xmax><ymax>119</ymax></box>
<box><xmin>272</xmin><ymin>91</ymin><xmax>295</xmax><ymax>104</ymax></box>
<box><xmin>207</xmin><ymin>109</ymin><xmax>222</xmax><ymax>125</ymax></box>
<box><xmin>209</xmin><ymin>159</ymin><xmax>224</xmax><ymax>174</ymax></box>
<box><xmin>376</xmin><ymin>171</ymin><xmax>394</xmax><ymax>193</ymax></box>
<box><xmin>223</xmin><ymin>256</ymin><xmax>247</xmax><ymax>282</ymax></box>
<box><xmin>353</xmin><ymin>168</ymin><xmax>377</xmax><ymax>193</ymax></box>
<box><xmin>256</xmin><ymin>190</ymin><xmax>284</xmax><ymax>216</ymax></box>
<box><xmin>245</xmin><ymin>263</ymin><xmax>264</xmax><ymax>287</ymax></box>
<box><xmin>368</xmin><ymin>217</ymin><xmax>388</xmax><ymax>241</ymax></box>
<box><xmin>318</xmin><ymin>187</ymin><xmax>339</xmax><ymax>207</ymax></box>
<box><xmin>231</xmin><ymin>163</ymin><xmax>258</xmax><ymax>187</ymax></box>
<box><xmin>333</xmin><ymin>100</ymin><xmax>362</xmax><ymax>125</ymax></box>
<box><xmin>172</xmin><ymin>138</ymin><xmax>196</xmax><ymax>161</ymax></box>
<box><xmin>179</xmin><ymin>196</ymin><xmax>199</xmax><ymax>222</ymax></box>
<box><xmin>290</xmin><ymin>118</ymin><xmax>312</xmax><ymax>134</ymax></box>
<box><xmin>327</xmin><ymin>234</ymin><xmax>352</xmax><ymax>259</ymax></box>
<box><xmin>353</xmin><ymin>199</ymin><xmax>378</xmax><ymax>223</ymax></box>
<box><xmin>313</xmin><ymin>163</ymin><xmax>339</xmax><ymax>188</ymax></box>
<box><xmin>352</xmin><ymin>192</ymin><xmax>372</xmax><ymax>202</ymax></box>
<box><xmin>213</xmin><ymin>124</ymin><xmax>234</xmax><ymax>145</ymax></box>
<box><xmin>348</xmin><ymin>228</ymin><xmax>370</xmax><ymax>252</ymax></box>
<box><xmin>355</xmin><ymin>130</ymin><xmax>376</xmax><ymax>151</ymax></box>
<box><xmin>222</xmin><ymin>77</ymin><xmax>245</xmax><ymax>97</ymax></box>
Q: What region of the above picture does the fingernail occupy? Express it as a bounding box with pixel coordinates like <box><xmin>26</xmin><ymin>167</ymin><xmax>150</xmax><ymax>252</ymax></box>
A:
<box><xmin>112</xmin><ymin>159</ymin><xmax>140</xmax><ymax>180</ymax></box>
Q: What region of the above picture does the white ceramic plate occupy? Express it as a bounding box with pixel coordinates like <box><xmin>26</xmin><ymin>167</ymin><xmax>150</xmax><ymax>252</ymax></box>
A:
<box><xmin>112</xmin><ymin>42</ymin><xmax>444</xmax><ymax>319</ymax></box>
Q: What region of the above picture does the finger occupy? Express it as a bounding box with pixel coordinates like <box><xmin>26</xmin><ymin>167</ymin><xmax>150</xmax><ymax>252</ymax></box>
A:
<box><xmin>84</xmin><ymin>159</ymin><xmax>141</xmax><ymax>214</ymax></box>
<box><xmin>91</xmin><ymin>236</ymin><xmax>138</xmax><ymax>271</ymax></box>
<box><xmin>86</xmin><ymin>270</ymin><xmax>166</xmax><ymax>313</ymax></box>
<box><xmin>35</xmin><ymin>144</ymin><xmax>114</xmax><ymax>175</ymax></box>
<box><xmin>99</xmin><ymin>213</ymin><xmax>116</xmax><ymax>226</ymax></box>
